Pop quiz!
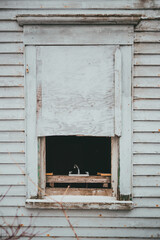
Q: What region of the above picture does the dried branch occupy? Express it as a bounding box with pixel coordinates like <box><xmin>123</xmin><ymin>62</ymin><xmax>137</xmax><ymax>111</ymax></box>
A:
<box><xmin>0</xmin><ymin>153</ymin><xmax>79</xmax><ymax>240</ymax></box>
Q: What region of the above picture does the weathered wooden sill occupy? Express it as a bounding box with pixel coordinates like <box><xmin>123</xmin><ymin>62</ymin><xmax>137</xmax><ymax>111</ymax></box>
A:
<box><xmin>25</xmin><ymin>197</ymin><xmax>133</xmax><ymax>210</ymax></box>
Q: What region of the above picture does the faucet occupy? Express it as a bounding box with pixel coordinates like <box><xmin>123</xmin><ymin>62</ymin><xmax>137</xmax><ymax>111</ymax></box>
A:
<box><xmin>74</xmin><ymin>164</ymin><xmax>80</xmax><ymax>175</ymax></box>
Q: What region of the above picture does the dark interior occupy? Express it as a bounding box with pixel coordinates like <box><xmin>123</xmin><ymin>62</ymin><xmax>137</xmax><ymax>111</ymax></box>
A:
<box><xmin>46</xmin><ymin>136</ymin><xmax>111</xmax><ymax>176</ymax></box>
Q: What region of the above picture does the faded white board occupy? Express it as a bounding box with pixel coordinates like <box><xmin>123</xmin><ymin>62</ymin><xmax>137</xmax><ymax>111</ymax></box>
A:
<box><xmin>134</xmin><ymin>43</ymin><xmax>160</xmax><ymax>54</ymax></box>
<box><xmin>135</xmin><ymin>20</ymin><xmax>160</xmax><ymax>32</ymax></box>
<box><xmin>133</xmin><ymin>77</ymin><xmax>160</xmax><ymax>88</ymax></box>
<box><xmin>0</xmin><ymin>43</ymin><xmax>24</xmax><ymax>53</ymax></box>
<box><xmin>37</xmin><ymin>46</ymin><xmax>115</xmax><ymax>136</ymax></box>
<box><xmin>133</xmin><ymin>132</ymin><xmax>160</xmax><ymax>142</ymax></box>
<box><xmin>135</xmin><ymin>32</ymin><xmax>160</xmax><ymax>43</ymax></box>
<box><xmin>133</xmin><ymin>165</ymin><xmax>160</xmax><ymax>175</ymax></box>
<box><xmin>0</xmin><ymin>77</ymin><xmax>24</xmax><ymax>87</ymax></box>
<box><xmin>1</xmin><ymin>0</ymin><xmax>160</xmax><ymax>9</ymax></box>
<box><xmin>24</xmin><ymin>25</ymin><xmax>133</xmax><ymax>45</ymax></box>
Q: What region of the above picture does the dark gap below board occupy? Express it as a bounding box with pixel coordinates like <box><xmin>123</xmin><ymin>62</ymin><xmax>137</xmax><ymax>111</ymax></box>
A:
<box><xmin>46</xmin><ymin>136</ymin><xmax>111</xmax><ymax>177</ymax></box>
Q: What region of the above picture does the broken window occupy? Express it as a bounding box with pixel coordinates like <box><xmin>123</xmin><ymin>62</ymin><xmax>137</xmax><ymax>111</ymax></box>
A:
<box><xmin>45</xmin><ymin>136</ymin><xmax>111</xmax><ymax>195</ymax></box>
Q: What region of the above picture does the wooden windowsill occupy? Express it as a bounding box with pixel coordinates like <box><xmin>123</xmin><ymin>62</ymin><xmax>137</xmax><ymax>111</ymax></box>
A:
<box><xmin>25</xmin><ymin>196</ymin><xmax>133</xmax><ymax>210</ymax></box>
<box><xmin>46</xmin><ymin>188</ymin><xmax>112</xmax><ymax>196</ymax></box>
<box><xmin>46</xmin><ymin>175</ymin><xmax>111</xmax><ymax>184</ymax></box>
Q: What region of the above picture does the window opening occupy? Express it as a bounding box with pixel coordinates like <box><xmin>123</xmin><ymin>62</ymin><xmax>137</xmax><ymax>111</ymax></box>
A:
<box><xmin>46</xmin><ymin>136</ymin><xmax>111</xmax><ymax>194</ymax></box>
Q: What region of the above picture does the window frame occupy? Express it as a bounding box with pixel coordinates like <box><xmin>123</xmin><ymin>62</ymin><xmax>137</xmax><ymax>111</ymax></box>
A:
<box><xmin>21</xmin><ymin>14</ymin><xmax>138</xmax><ymax>209</ymax></box>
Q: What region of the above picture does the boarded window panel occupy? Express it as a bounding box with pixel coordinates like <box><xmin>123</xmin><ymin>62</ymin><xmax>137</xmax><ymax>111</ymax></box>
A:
<box><xmin>37</xmin><ymin>46</ymin><xmax>115</xmax><ymax>137</ymax></box>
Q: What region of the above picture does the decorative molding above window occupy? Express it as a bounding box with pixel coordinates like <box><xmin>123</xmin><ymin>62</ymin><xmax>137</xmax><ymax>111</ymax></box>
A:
<box><xmin>18</xmin><ymin>13</ymin><xmax>136</xmax><ymax>209</ymax></box>
<box><xmin>17</xmin><ymin>14</ymin><xmax>141</xmax><ymax>26</ymax></box>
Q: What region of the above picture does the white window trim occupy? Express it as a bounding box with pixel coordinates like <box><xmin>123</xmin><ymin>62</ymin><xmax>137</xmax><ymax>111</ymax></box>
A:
<box><xmin>19</xmin><ymin>14</ymin><xmax>141</xmax><ymax>210</ymax></box>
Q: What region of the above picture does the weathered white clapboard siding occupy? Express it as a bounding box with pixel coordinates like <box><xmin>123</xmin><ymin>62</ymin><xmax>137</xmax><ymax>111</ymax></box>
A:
<box><xmin>0</xmin><ymin>77</ymin><xmax>24</xmax><ymax>87</ymax></box>
<box><xmin>0</xmin><ymin>109</ymin><xmax>24</xmax><ymax>120</ymax></box>
<box><xmin>133</xmin><ymin>154</ymin><xmax>160</xmax><ymax>164</ymax></box>
<box><xmin>0</xmin><ymin>163</ymin><xmax>25</xmax><ymax>174</ymax></box>
<box><xmin>133</xmin><ymin>111</ymin><xmax>160</xmax><ymax>120</ymax></box>
<box><xmin>133</xmin><ymin>20</ymin><xmax>160</xmax><ymax>235</ymax></box>
<box><xmin>1</xmin><ymin>0</ymin><xmax>160</xmax><ymax>9</ymax></box>
<box><xmin>135</xmin><ymin>20</ymin><xmax>160</xmax><ymax>32</ymax></box>
<box><xmin>133</xmin><ymin>121</ymin><xmax>160</xmax><ymax>132</ymax></box>
<box><xmin>0</xmin><ymin>43</ymin><xmax>24</xmax><ymax>53</ymax></box>
<box><xmin>0</xmin><ymin>175</ymin><xmax>25</xmax><ymax>185</ymax></box>
<box><xmin>2</xmin><ymin>227</ymin><xmax>160</xmax><ymax>238</ymax></box>
<box><xmin>1</xmin><ymin>216</ymin><xmax>160</xmax><ymax>228</ymax></box>
<box><xmin>133</xmin><ymin>78</ymin><xmax>160</xmax><ymax>88</ymax></box>
<box><xmin>0</xmin><ymin>17</ymin><xmax>26</xmax><ymax>224</ymax></box>
<box><xmin>134</xmin><ymin>55</ymin><xmax>160</xmax><ymax>65</ymax></box>
<box><xmin>1</xmin><ymin>238</ymin><xmax>159</xmax><ymax>240</ymax></box>
<box><xmin>135</xmin><ymin>43</ymin><xmax>160</xmax><ymax>54</ymax></box>
<box><xmin>133</xmin><ymin>176</ymin><xmax>160</xmax><ymax>186</ymax></box>
<box><xmin>1</xmin><ymin>206</ymin><xmax>160</xmax><ymax>217</ymax></box>
<box><xmin>0</xmin><ymin>98</ymin><xmax>25</xmax><ymax>108</ymax></box>
<box><xmin>0</xmin><ymin>153</ymin><xmax>25</xmax><ymax>164</ymax></box>
<box><xmin>133</xmin><ymin>99</ymin><xmax>160</xmax><ymax>109</ymax></box>
<box><xmin>0</xmin><ymin>3</ymin><xmax>160</xmax><ymax>240</ymax></box>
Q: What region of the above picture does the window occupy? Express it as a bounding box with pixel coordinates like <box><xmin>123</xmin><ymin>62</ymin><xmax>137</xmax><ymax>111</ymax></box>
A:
<box><xmin>20</xmin><ymin>14</ymin><xmax>137</xmax><ymax>209</ymax></box>
<box><xmin>45</xmin><ymin>136</ymin><xmax>111</xmax><ymax>196</ymax></box>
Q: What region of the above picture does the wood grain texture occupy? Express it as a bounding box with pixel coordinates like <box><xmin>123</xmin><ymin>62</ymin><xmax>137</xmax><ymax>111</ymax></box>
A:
<box><xmin>46</xmin><ymin>188</ymin><xmax>113</xmax><ymax>196</ymax></box>
<box><xmin>47</xmin><ymin>175</ymin><xmax>111</xmax><ymax>184</ymax></box>
<box><xmin>37</xmin><ymin>45</ymin><xmax>115</xmax><ymax>136</ymax></box>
